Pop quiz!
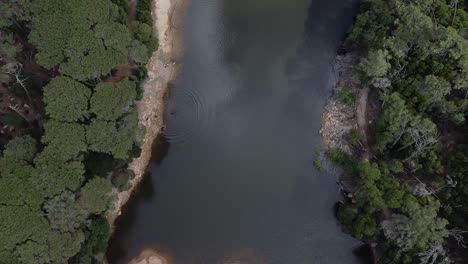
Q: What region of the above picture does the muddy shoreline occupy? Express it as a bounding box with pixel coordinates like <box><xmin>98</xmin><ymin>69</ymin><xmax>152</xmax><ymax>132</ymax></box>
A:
<box><xmin>106</xmin><ymin>0</ymin><xmax>188</xmax><ymax>229</ymax></box>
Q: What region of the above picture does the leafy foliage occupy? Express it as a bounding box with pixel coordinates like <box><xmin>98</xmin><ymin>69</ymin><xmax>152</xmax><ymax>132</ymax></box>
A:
<box><xmin>76</xmin><ymin>177</ymin><xmax>112</xmax><ymax>215</ymax></box>
<box><xmin>382</xmin><ymin>201</ymin><xmax>449</xmax><ymax>252</ymax></box>
<box><xmin>0</xmin><ymin>0</ymin><xmax>157</xmax><ymax>263</ymax></box>
<box><xmin>338</xmin><ymin>87</ymin><xmax>355</xmax><ymax>106</ymax></box>
<box><xmin>41</xmin><ymin>120</ymin><xmax>87</xmax><ymax>159</ymax></box>
<box><xmin>43</xmin><ymin>76</ymin><xmax>91</xmax><ymax>122</ymax></box>
<box><xmin>90</xmin><ymin>79</ymin><xmax>137</xmax><ymax>121</ymax></box>
<box><xmin>29</xmin><ymin>0</ymin><xmax>130</xmax><ymax>80</ymax></box>
<box><xmin>2</xmin><ymin>135</ymin><xmax>37</xmax><ymax>162</ymax></box>
<box><xmin>84</xmin><ymin>218</ymin><xmax>111</xmax><ymax>254</ymax></box>
<box><xmin>0</xmin><ymin>205</ymin><xmax>48</xmax><ymax>251</ymax></box>
<box><xmin>338</xmin><ymin>0</ymin><xmax>468</xmax><ymax>262</ymax></box>
<box><xmin>33</xmin><ymin>151</ymin><xmax>85</xmax><ymax>198</ymax></box>
<box><xmin>44</xmin><ymin>191</ymin><xmax>86</xmax><ymax>233</ymax></box>
<box><xmin>86</xmin><ymin>120</ymin><xmax>134</xmax><ymax>160</ymax></box>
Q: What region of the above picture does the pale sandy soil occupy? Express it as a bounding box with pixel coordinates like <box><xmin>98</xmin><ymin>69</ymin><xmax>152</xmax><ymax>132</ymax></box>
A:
<box><xmin>129</xmin><ymin>249</ymin><xmax>172</xmax><ymax>264</ymax></box>
<box><xmin>320</xmin><ymin>54</ymin><xmax>360</xmax><ymax>154</ymax></box>
<box><xmin>106</xmin><ymin>0</ymin><xmax>188</xmax><ymax>227</ymax></box>
<box><xmin>320</xmin><ymin>53</ymin><xmax>372</xmax><ymax>159</ymax></box>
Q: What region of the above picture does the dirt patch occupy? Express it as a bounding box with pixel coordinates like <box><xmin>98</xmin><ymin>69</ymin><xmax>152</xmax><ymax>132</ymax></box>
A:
<box><xmin>320</xmin><ymin>53</ymin><xmax>378</xmax><ymax>160</ymax></box>
<box><xmin>105</xmin><ymin>0</ymin><xmax>189</xmax><ymax>227</ymax></box>
<box><xmin>320</xmin><ymin>54</ymin><xmax>360</xmax><ymax>154</ymax></box>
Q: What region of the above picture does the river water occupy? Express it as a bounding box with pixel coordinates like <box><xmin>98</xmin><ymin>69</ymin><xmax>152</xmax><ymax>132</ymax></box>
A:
<box><xmin>108</xmin><ymin>0</ymin><xmax>363</xmax><ymax>263</ymax></box>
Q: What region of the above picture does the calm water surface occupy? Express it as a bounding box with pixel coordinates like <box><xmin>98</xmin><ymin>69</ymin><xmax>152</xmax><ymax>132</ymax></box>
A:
<box><xmin>108</xmin><ymin>0</ymin><xmax>363</xmax><ymax>263</ymax></box>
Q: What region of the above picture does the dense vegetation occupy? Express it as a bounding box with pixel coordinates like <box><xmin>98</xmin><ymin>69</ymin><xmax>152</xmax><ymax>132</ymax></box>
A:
<box><xmin>334</xmin><ymin>0</ymin><xmax>468</xmax><ymax>263</ymax></box>
<box><xmin>0</xmin><ymin>0</ymin><xmax>156</xmax><ymax>263</ymax></box>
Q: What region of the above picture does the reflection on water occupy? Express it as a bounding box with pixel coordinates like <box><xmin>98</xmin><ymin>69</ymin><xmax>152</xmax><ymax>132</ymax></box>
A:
<box><xmin>108</xmin><ymin>0</ymin><xmax>363</xmax><ymax>263</ymax></box>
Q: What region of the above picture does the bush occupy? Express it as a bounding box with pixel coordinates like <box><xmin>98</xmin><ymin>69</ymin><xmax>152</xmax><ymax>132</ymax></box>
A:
<box><xmin>339</xmin><ymin>88</ymin><xmax>355</xmax><ymax>106</ymax></box>
<box><xmin>313</xmin><ymin>158</ymin><xmax>324</xmax><ymax>172</ymax></box>
<box><xmin>136</xmin><ymin>0</ymin><xmax>153</xmax><ymax>25</ymax></box>
<box><xmin>347</xmin><ymin>128</ymin><xmax>364</xmax><ymax>147</ymax></box>
<box><xmin>85</xmin><ymin>218</ymin><xmax>111</xmax><ymax>254</ymax></box>
<box><xmin>337</xmin><ymin>203</ymin><xmax>377</xmax><ymax>240</ymax></box>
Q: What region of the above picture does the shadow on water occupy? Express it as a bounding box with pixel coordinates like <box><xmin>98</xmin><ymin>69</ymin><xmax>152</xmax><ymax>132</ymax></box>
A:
<box><xmin>107</xmin><ymin>173</ymin><xmax>156</xmax><ymax>262</ymax></box>
<box><xmin>107</xmin><ymin>135</ymin><xmax>169</xmax><ymax>263</ymax></box>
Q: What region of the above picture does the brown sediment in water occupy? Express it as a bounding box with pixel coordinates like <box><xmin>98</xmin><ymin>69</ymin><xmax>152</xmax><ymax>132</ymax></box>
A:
<box><xmin>106</xmin><ymin>0</ymin><xmax>189</xmax><ymax>229</ymax></box>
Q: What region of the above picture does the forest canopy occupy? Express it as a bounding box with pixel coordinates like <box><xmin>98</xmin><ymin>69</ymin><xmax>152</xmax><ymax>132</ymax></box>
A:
<box><xmin>335</xmin><ymin>0</ymin><xmax>468</xmax><ymax>263</ymax></box>
<box><xmin>0</xmin><ymin>0</ymin><xmax>156</xmax><ymax>262</ymax></box>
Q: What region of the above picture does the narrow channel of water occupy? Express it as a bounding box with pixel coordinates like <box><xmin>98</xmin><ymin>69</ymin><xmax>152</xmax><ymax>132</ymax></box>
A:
<box><xmin>108</xmin><ymin>0</ymin><xmax>363</xmax><ymax>263</ymax></box>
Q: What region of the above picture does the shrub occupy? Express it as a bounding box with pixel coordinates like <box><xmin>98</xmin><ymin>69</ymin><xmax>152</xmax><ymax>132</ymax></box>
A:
<box><xmin>339</xmin><ymin>88</ymin><xmax>355</xmax><ymax>106</ymax></box>
<box><xmin>347</xmin><ymin>128</ymin><xmax>364</xmax><ymax>147</ymax></box>
<box><xmin>85</xmin><ymin>218</ymin><xmax>111</xmax><ymax>254</ymax></box>
<box><xmin>313</xmin><ymin>158</ymin><xmax>324</xmax><ymax>172</ymax></box>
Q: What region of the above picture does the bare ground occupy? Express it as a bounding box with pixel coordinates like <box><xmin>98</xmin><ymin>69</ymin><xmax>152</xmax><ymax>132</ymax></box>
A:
<box><xmin>320</xmin><ymin>53</ymin><xmax>375</xmax><ymax>160</ymax></box>
<box><xmin>320</xmin><ymin>54</ymin><xmax>360</xmax><ymax>154</ymax></box>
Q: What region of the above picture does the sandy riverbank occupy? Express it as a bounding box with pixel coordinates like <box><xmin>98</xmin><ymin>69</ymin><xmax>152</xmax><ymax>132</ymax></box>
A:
<box><xmin>106</xmin><ymin>0</ymin><xmax>188</xmax><ymax>227</ymax></box>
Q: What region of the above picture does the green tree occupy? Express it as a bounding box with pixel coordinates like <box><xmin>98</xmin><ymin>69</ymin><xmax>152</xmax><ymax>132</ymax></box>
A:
<box><xmin>0</xmin><ymin>205</ymin><xmax>49</xmax><ymax>251</ymax></box>
<box><xmin>129</xmin><ymin>40</ymin><xmax>150</xmax><ymax>64</ymax></box>
<box><xmin>86</xmin><ymin>120</ymin><xmax>134</xmax><ymax>159</ymax></box>
<box><xmin>44</xmin><ymin>191</ymin><xmax>86</xmax><ymax>233</ymax></box>
<box><xmin>76</xmin><ymin>177</ymin><xmax>112</xmax><ymax>215</ymax></box>
<box><xmin>85</xmin><ymin>218</ymin><xmax>111</xmax><ymax>254</ymax></box>
<box><xmin>337</xmin><ymin>204</ymin><xmax>377</xmax><ymax>240</ymax></box>
<box><xmin>43</xmin><ymin>77</ymin><xmax>91</xmax><ymax>122</ymax></box>
<box><xmin>417</xmin><ymin>75</ymin><xmax>451</xmax><ymax>107</ymax></box>
<box><xmin>394</xmin><ymin>3</ymin><xmax>438</xmax><ymax>59</ymax></box>
<box><xmin>129</xmin><ymin>21</ymin><xmax>158</xmax><ymax>52</ymax></box>
<box><xmin>90</xmin><ymin>79</ymin><xmax>137</xmax><ymax>121</ymax></box>
<box><xmin>41</xmin><ymin>120</ymin><xmax>87</xmax><ymax>159</ymax></box>
<box><xmin>360</xmin><ymin>49</ymin><xmax>391</xmax><ymax>78</ymax></box>
<box><xmin>0</xmin><ymin>0</ymin><xmax>32</xmax><ymax>28</ymax></box>
<box><xmin>382</xmin><ymin>201</ymin><xmax>449</xmax><ymax>251</ymax></box>
<box><xmin>29</xmin><ymin>0</ymin><xmax>130</xmax><ymax>80</ymax></box>
<box><xmin>33</xmin><ymin>152</ymin><xmax>85</xmax><ymax>198</ymax></box>
<box><xmin>2</xmin><ymin>135</ymin><xmax>37</xmax><ymax>162</ymax></box>
<box><xmin>15</xmin><ymin>230</ymin><xmax>85</xmax><ymax>264</ymax></box>
<box><xmin>0</xmin><ymin>157</ymin><xmax>42</xmax><ymax>207</ymax></box>
<box><xmin>0</xmin><ymin>249</ymin><xmax>18</xmax><ymax>264</ymax></box>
